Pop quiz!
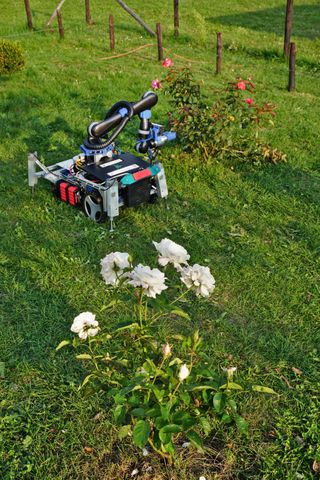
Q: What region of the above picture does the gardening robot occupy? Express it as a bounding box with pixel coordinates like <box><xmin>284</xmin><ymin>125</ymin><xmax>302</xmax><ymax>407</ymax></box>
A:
<box><xmin>28</xmin><ymin>92</ymin><xmax>176</xmax><ymax>230</ymax></box>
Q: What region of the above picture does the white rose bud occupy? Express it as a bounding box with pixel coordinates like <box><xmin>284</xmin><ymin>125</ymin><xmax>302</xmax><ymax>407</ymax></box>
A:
<box><xmin>178</xmin><ymin>364</ymin><xmax>190</xmax><ymax>382</ymax></box>
<box><xmin>162</xmin><ymin>343</ymin><xmax>171</xmax><ymax>357</ymax></box>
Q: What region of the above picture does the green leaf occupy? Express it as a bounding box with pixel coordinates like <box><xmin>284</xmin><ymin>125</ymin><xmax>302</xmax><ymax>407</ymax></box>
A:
<box><xmin>162</xmin><ymin>440</ymin><xmax>175</xmax><ymax>456</ymax></box>
<box><xmin>115</xmin><ymin>322</ymin><xmax>140</xmax><ymax>332</ymax></box>
<box><xmin>199</xmin><ymin>417</ymin><xmax>211</xmax><ymax>436</ymax></box>
<box><xmin>133</xmin><ymin>420</ymin><xmax>150</xmax><ymax>448</ymax></box>
<box><xmin>252</xmin><ymin>385</ymin><xmax>277</xmax><ymax>395</ymax></box>
<box><xmin>145</xmin><ymin>407</ymin><xmax>160</xmax><ymax>418</ymax></box>
<box><xmin>56</xmin><ymin>340</ymin><xmax>70</xmax><ymax>351</ymax></box>
<box><xmin>213</xmin><ymin>392</ymin><xmax>226</xmax><ymax>413</ymax></box>
<box><xmin>114</xmin><ymin>405</ymin><xmax>126</xmax><ymax>424</ymax></box>
<box><xmin>171</xmin><ymin>309</ymin><xmax>190</xmax><ymax>320</ymax></box>
<box><xmin>159</xmin><ymin>430</ymin><xmax>172</xmax><ymax>445</ymax></box>
<box><xmin>235</xmin><ymin>415</ymin><xmax>249</xmax><ymax>435</ymax></box>
<box><xmin>160</xmin><ymin>405</ymin><xmax>170</xmax><ymax>421</ymax></box>
<box><xmin>169</xmin><ymin>357</ymin><xmax>183</xmax><ymax>367</ymax></box>
<box><xmin>114</xmin><ymin>393</ymin><xmax>126</xmax><ymax>405</ymax></box>
<box><xmin>227</xmin><ymin>399</ymin><xmax>238</xmax><ymax>412</ymax></box>
<box><xmin>221</xmin><ymin>413</ymin><xmax>232</xmax><ymax>424</ymax></box>
<box><xmin>172</xmin><ymin>411</ymin><xmax>196</xmax><ymax>429</ymax></box>
<box><xmin>160</xmin><ymin>424</ymin><xmax>182</xmax><ymax>434</ymax></box>
<box><xmin>186</xmin><ymin>430</ymin><xmax>204</xmax><ymax>452</ymax></box>
<box><xmin>192</xmin><ymin>385</ymin><xmax>216</xmax><ymax>392</ymax></box>
<box><xmin>118</xmin><ymin>425</ymin><xmax>131</xmax><ymax>440</ymax></box>
<box><xmin>81</xmin><ymin>374</ymin><xmax>94</xmax><ymax>388</ymax></box>
<box><xmin>76</xmin><ymin>353</ymin><xmax>92</xmax><ymax>360</ymax></box>
<box><xmin>152</xmin><ymin>387</ymin><xmax>165</xmax><ymax>402</ymax></box>
<box><xmin>130</xmin><ymin>408</ymin><xmax>145</xmax><ymax>418</ymax></box>
<box><xmin>155</xmin><ymin>416</ymin><xmax>166</xmax><ymax>430</ymax></box>
<box><xmin>180</xmin><ymin>391</ymin><xmax>191</xmax><ymax>405</ymax></box>
<box><xmin>220</xmin><ymin>382</ymin><xmax>243</xmax><ymax>390</ymax></box>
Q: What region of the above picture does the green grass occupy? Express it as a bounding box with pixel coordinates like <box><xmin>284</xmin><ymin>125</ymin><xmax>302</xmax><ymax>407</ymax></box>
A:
<box><xmin>0</xmin><ymin>0</ymin><xmax>320</xmax><ymax>478</ymax></box>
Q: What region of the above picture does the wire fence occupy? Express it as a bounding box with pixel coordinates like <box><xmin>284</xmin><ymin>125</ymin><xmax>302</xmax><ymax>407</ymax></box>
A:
<box><xmin>1</xmin><ymin>20</ymin><xmax>319</xmax><ymax>81</ymax></box>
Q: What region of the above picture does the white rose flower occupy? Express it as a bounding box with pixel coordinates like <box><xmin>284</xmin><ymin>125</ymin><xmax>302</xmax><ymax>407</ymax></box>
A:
<box><xmin>127</xmin><ymin>264</ymin><xmax>167</xmax><ymax>298</ymax></box>
<box><xmin>153</xmin><ymin>238</ymin><xmax>190</xmax><ymax>270</ymax></box>
<box><xmin>180</xmin><ymin>264</ymin><xmax>215</xmax><ymax>297</ymax></box>
<box><xmin>178</xmin><ymin>363</ymin><xmax>190</xmax><ymax>382</ymax></box>
<box><xmin>71</xmin><ymin>312</ymin><xmax>100</xmax><ymax>340</ymax></box>
<box><xmin>100</xmin><ymin>252</ymin><xmax>130</xmax><ymax>285</ymax></box>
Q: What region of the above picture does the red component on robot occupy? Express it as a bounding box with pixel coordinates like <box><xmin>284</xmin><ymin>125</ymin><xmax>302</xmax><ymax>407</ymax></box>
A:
<box><xmin>59</xmin><ymin>182</ymin><xmax>69</xmax><ymax>202</ymax></box>
<box><xmin>57</xmin><ymin>182</ymin><xmax>79</xmax><ymax>205</ymax></box>
<box><xmin>133</xmin><ymin>168</ymin><xmax>152</xmax><ymax>181</ymax></box>
<box><xmin>68</xmin><ymin>186</ymin><xmax>79</xmax><ymax>205</ymax></box>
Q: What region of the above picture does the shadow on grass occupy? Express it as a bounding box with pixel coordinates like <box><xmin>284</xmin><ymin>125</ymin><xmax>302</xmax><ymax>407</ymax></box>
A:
<box><xmin>234</xmin><ymin>162</ymin><xmax>320</xmax><ymax>208</ymax></box>
<box><xmin>208</xmin><ymin>4</ymin><xmax>320</xmax><ymax>40</ymax></box>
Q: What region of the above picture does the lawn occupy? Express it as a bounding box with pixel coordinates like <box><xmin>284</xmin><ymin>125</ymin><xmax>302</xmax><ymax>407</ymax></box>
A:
<box><xmin>0</xmin><ymin>0</ymin><xmax>320</xmax><ymax>479</ymax></box>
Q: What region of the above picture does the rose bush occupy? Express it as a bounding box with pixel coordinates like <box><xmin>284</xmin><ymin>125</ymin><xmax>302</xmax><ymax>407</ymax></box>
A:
<box><xmin>57</xmin><ymin>239</ymin><xmax>276</xmax><ymax>463</ymax></box>
<box><xmin>162</xmin><ymin>67</ymin><xmax>287</xmax><ymax>165</ymax></box>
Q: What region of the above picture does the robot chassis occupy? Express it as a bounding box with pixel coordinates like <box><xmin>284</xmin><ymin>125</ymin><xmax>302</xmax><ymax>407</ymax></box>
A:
<box><xmin>28</xmin><ymin>92</ymin><xmax>176</xmax><ymax>231</ymax></box>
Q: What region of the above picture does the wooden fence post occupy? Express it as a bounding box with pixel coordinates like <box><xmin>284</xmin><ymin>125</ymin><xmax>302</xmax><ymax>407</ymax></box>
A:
<box><xmin>85</xmin><ymin>0</ymin><xmax>93</xmax><ymax>25</ymax></box>
<box><xmin>216</xmin><ymin>32</ymin><xmax>222</xmax><ymax>74</ymax></box>
<box><xmin>57</xmin><ymin>10</ymin><xmax>64</xmax><ymax>38</ymax></box>
<box><xmin>109</xmin><ymin>14</ymin><xmax>115</xmax><ymax>50</ymax></box>
<box><xmin>45</xmin><ymin>0</ymin><xmax>66</xmax><ymax>30</ymax></box>
<box><xmin>156</xmin><ymin>23</ymin><xmax>164</xmax><ymax>61</ymax></box>
<box><xmin>24</xmin><ymin>0</ymin><xmax>33</xmax><ymax>30</ymax></box>
<box><xmin>173</xmin><ymin>0</ymin><xmax>179</xmax><ymax>37</ymax></box>
<box><xmin>288</xmin><ymin>42</ymin><xmax>296</xmax><ymax>91</ymax></box>
<box><xmin>284</xmin><ymin>0</ymin><xmax>294</xmax><ymax>57</ymax></box>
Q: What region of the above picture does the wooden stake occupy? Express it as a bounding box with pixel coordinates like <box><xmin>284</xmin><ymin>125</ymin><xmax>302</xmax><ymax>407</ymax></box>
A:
<box><xmin>216</xmin><ymin>32</ymin><xmax>222</xmax><ymax>74</ymax></box>
<box><xmin>288</xmin><ymin>42</ymin><xmax>296</xmax><ymax>91</ymax></box>
<box><xmin>284</xmin><ymin>0</ymin><xmax>294</xmax><ymax>57</ymax></box>
<box><xmin>57</xmin><ymin>10</ymin><xmax>64</xmax><ymax>38</ymax></box>
<box><xmin>24</xmin><ymin>0</ymin><xmax>33</xmax><ymax>30</ymax></box>
<box><xmin>173</xmin><ymin>0</ymin><xmax>179</xmax><ymax>37</ymax></box>
<box><xmin>156</xmin><ymin>23</ymin><xmax>164</xmax><ymax>61</ymax></box>
<box><xmin>115</xmin><ymin>0</ymin><xmax>155</xmax><ymax>36</ymax></box>
<box><xmin>109</xmin><ymin>14</ymin><xmax>115</xmax><ymax>50</ymax></box>
<box><xmin>46</xmin><ymin>0</ymin><xmax>66</xmax><ymax>30</ymax></box>
<box><xmin>85</xmin><ymin>0</ymin><xmax>93</xmax><ymax>25</ymax></box>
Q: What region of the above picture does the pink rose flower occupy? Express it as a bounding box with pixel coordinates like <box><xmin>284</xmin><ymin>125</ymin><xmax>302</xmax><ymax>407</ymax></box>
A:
<box><xmin>162</xmin><ymin>57</ymin><xmax>173</xmax><ymax>68</ymax></box>
<box><xmin>151</xmin><ymin>79</ymin><xmax>161</xmax><ymax>90</ymax></box>
<box><xmin>244</xmin><ymin>97</ymin><xmax>253</xmax><ymax>105</ymax></box>
<box><xmin>236</xmin><ymin>81</ymin><xmax>246</xmax><ymax>90</ymax></box>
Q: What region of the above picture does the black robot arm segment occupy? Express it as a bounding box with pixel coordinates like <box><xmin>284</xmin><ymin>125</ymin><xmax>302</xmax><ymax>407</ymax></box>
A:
<box><xmin>88</xmin><ymin>92</ymin><xmax>158</xmax><ymax>140</ymax></box>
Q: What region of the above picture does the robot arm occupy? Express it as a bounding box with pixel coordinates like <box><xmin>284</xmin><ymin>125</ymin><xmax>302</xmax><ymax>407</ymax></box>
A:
<box><xmin>85</xmin><ymin>91</ymin><xmax>175</xmax><ymax>159</ymax></box>
<box><xmin>85</xmin><ymin>92</ymin><xmax>158</xmax><ymax>149</ymax></box>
